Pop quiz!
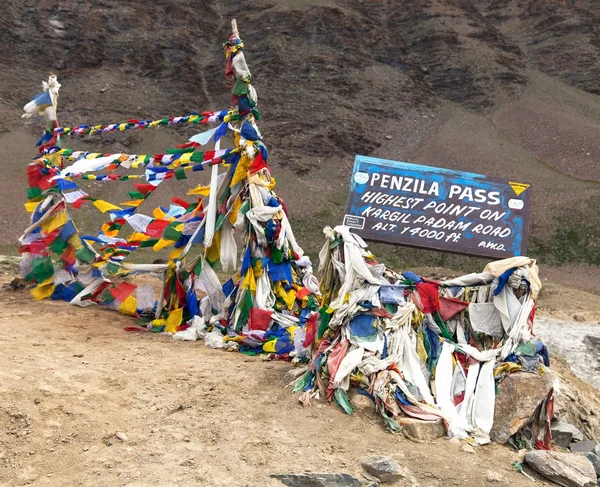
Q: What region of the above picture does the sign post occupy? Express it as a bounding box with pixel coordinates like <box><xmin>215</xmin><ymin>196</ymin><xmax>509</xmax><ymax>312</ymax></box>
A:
<box><xmin>343</xmin><ymin>155</ymin><xmax>531</xmax><ymax>259</ymax></box>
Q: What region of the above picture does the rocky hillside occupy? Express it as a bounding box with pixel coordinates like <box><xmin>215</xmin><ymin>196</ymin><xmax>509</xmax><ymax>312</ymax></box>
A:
<box><xmin>1</xmin><ymin>0</ymin><xmax>599</xmax><ymax>277</ymax></box>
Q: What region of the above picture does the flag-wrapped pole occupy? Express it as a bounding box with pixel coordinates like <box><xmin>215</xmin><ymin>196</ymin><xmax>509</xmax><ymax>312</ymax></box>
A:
<box><xmin>203</xmin><ymin>19</ymin><xmax>239</xmax><ymax>248</ymax></box>
<box><xmin>203</xmin><ymin>138</ymin><xmax>220</xmax><ymax>248</ymax></box>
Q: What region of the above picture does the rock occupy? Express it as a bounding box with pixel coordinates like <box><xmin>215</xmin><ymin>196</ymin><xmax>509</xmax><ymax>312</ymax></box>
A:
<box><xmin>361</xmin><ymin>456</ymin><xmax>407</xmax><ymax>483</ymax></box>
<box><xmin>7</xmin><ymin>277</ymin><xmax>25</xmax><ymax>291</ymax></box>
<box><xmin>398</xmin><ymin>418</ymin><xmax>445</xmax><ymax>441</ymax></box>
<box><xmin>270</xmin><ymin>473</ymin><xmax>362</xmax><ymax>487</ymax></box>
<box><xmin>384</xmin><ymin>135</ymin><xmax>392</xmax><ymax>140</ymax></box>
<box><xmin>490</xmin><ymin>370</ymin><xmax>556</xmax><ymax>444</ymax></box>
<box><xmin>554</xmin><ymin>430</ymin><xmax>575</xmax><ymax>448</ymax></box>
<box><xmin>348</xmin><ymin>390</ymin><xmax>375</xmax><ymax>414</ymax></box>
<box><xmin>553</xmin><ymin>421</ymin><xmax>584</xmax><ymax>445</ymax></box>
<box><xmin>461</xmin><ymin>444</ymin><xmax>475</xmax><ymax>454</ymax></box>
<box><xmin>115</xmin><ymin>431</ymin><xmax>128</xmax><ymax>442</ymax></box>
<box><xmin>573</xmin><ymin>313</ymin><xmax>586</xmax><ymax>322</ymax></box>
<box><xmin>486</xmin><ymin>470</ymin><xmax>504</xmax><ymax>482</ymax></box>
<box><xmin>570</xmin><ymin>441</ymin><xmax>597</xmax><ymax>453</ymax></box>
<box><xmin>582</xmin><ymin>452</ymin><xmax>600</xmax><ymax>477</ymax></box>
<box><xmin>525</xmin><ymin>450</ymin><xmax>597</xmax><ymax>487</ymax></box>
<box><xmin>595</xmin><ymin>444</ymin><xmax>600</xmax><ymax>458</ymax></box>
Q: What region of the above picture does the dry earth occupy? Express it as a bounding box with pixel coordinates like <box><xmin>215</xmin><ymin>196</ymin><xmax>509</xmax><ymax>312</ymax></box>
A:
<box><xmin>1</xmin><ymin>266</ymin><xmax>599</xmax><ymax>487</ymax></box>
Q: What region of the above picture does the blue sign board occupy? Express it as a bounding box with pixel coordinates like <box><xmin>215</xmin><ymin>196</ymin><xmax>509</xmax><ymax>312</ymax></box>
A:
<box><xmin>344</xmin><ymin>155</ymin><xmax>531</xmax><ymax>259</ymax></box>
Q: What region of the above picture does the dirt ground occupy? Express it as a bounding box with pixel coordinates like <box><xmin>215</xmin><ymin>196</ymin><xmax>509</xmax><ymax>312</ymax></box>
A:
<box><xmin>2</xmin><ymin>269</ymin><xmax>599</xmax><ymax>487</ymax></box>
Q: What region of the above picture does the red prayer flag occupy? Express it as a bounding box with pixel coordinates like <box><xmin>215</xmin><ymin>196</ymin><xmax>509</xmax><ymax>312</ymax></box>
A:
<box><xmin>249</xmin><ymin>308</ymin><xmax>272</xmax><ymax>331</ymax></box>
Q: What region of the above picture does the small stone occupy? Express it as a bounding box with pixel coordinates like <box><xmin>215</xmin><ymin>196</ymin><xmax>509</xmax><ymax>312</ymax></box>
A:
<box><xmin>106</xmin><ymin>441</ymin><xmax>112</xmax><ymax>447</ymax></box>
<box><xmin>151</xmin><ymin>428</ymin><xmax>158</xmax><ymax>433</ymax></box>
<box><xmin>384</xmin><ymin>135</ymin><xmax>392</xmax><ymax>140</ymax></box>
<box><xmin>34</xmin><ymin>398</ymin><xmax>40</xmax><ymax>405</ymax></box>
<box><xmin>552</xmin><ymin>421</ymin><xmax>584</xmax><ymax>442</ymax></box>
<box><xmin>526</xmin><ymin>450</ymin><xmax>597</xmax><ymax>487</ymax></box>
<box><xmin>83</xmin><ymin>446</ymin><xmax>89</xmax><ymax>452</ymax></box>
<box><xmin>595</xmin><ymin>445</ymin><xmax>600</xmax><ymax>457</ymax></box>
<box><xmin>573</xmin><ymin>313</ymin><xmax>586</xmax><ymax>322</ymax></box>
<box><xmin>348</xmin><ymin>390</ymin><xmax>375</xmax><ymax>414</ymax></box>
<box><xmin>270</xmin><ymin>473</ymin><xmax>361</xmax><ymax>487</ymax></box>
<box><xmin>361</xmin><ymin>455</ymin><xmax>407</xmax><ymax>483</ymax></box>
<box><xmin>570</xmin><ymin>441</ymin><xmax>597</xmax><ymax>453</ymax></box>
<box><xmin>486</xmin><ymin>470</ymin><xmax>504</xmax><ymax>482</ymax></box>
<box><xmin>8</xmin><ymin>277</ymin><xmax>25</xmax><ymax>290</ymax></box>
<box><xmin>582</xmin><ymin>452</ymin><xmax>600</xmax><ymax>477</ymax></box>
<box><xmin>116</xmin><ymin>431</ymin><xmax>128</xmax><ymax>442</ymax></box>
<box><xmin>448</xmin><ymin>438</ymin><xmax>461</xmax><ymax>446</ymax></box>
<box><xmin>552</xmin><ymin>428</ymin><xmax>574</xmax><ymax>448</ymax></box>
<box><xmin>398</xmin><ymin>417</ymin><xmax>445</xmax><ymax>441</ymax></box>
<box><xmin>461</xmin><ymin>444</ymin><xmax>475</xmax><ymax>454</ymax></box>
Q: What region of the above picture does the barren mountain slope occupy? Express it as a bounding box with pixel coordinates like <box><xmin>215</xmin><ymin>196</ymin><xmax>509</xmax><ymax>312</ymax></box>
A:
<box><xmin>0</xmin><ymin>0</ymin><xmax>599</xmax><ymax>277</ymax></box>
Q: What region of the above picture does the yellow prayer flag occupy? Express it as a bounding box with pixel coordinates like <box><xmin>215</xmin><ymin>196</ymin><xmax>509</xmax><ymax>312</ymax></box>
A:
<box><xmin>24</xmin><ymin>201</ymin><xmax>41</xmax><ymax>213</ymax></box>
<box><xmin>206</xmin><ymin>231</ymin><xmax>221</xmax><ymax>264</ymax></box>
<box><xmin>229</xmin><ymin>197</ymin><xmax>242</xmax><ymax>225</ymax></box>
<box><xmin>262</xmin><ymin>339</ymin><xmax>277</xmax><ymax>353</ymax></box>
<box><xmin>231</xmin><ymin>153</ymin><xmax>251</xmax><ymax>187</ymax></box>
<box><xmin>93</xmin><ymin>200</ymin><xmax>122</xmax><ymax>213</ymax></box>
<box><xmin>168</xmin><ymin>247</ymin><xmax>184</xmax><ymax>261</ymax></box>
<box><xmin>241</xmin><ymin>267</ymin><xmax>256</xmax><ymax>292</ymax></box>
<box><xmin>188</xmin><ymin>185</ymin><xmax>211</xmax><ymax>196</ymax></box>
<box><xmin>131</xmin><ymin>156</ymin><xmax>146</xmax><ymax>168</ymax></box>
<box><xmin>30</xmin><ymin>278</ymin><xmax>55</xmax><ymax>301</ymax></box>
<box><xmin>119</xmin><ymin>295</ymin><xmax>138</xmax><ymax>316</ymax></box>
<box><xmin>165</xmin><ymin>308</ymin><xmax>184</xmax><ymax>333</ymax></box>
<box><xmin>126</xmin><ymin>232</ymin><xmax>149</xmax><ymax>242</ymax></box>
<box><xmin>153</xmin><ymin>238</ymin><xmax>175</xmax><ymax>251</ymax></box>
<box><xmin>275</xmin><ymin>281</ymin><xmax>296</xmax><ymax>310</ymax></box>
<box><xmin>120</xmin><ymin>199</ymin><xmax>144</xmax><ymax>207</ymax></box>
<box><xmin>42</xmin><ymin>210</ymin><xmax>67</xmax><ymax>233</ymax></box>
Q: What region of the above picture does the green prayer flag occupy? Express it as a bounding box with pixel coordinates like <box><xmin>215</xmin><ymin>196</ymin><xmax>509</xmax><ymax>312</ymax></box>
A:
<box><xmin>127</xmin><ymin>191</ymin><xmax>145</xmax><ymax>200</ymax></box>
<box><xmin>232</xmin><ymin>79</ymin><xmax>250</xmax><ymax>96</ymax></box>
<box><xmin>25</xmin><ymin>256</ymin><xmax>54</xmax><ymax>283</ymax></box>
<box><xmin>75</xmin><ymin>246</ymin><xmax>95</xmax><ymax>264</ymax></box>
<box><xmin>49</xmin><ymin>236</ymin><xmax>69</xmax><ymax>255</ymax></box>
<box><xmin>27</xmin><ymin>187</ymin><xmax>43</xmax><ymax>199</ymax></box>
<box><xmin>163</xmin><ymin>223</ymin><xmax>182</xmax><ymax>241</ymax></box>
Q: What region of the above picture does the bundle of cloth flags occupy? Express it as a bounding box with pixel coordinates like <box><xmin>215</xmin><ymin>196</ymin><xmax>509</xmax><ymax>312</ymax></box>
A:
<box><xmin>162</xmin><ymin>24</ymin><xmax>320</xmax><ymax>359</ymax></box>
<box><xmin>291</xmin><ymin>225</ymin><xmax>551</xmax><ymax>446</ymax></box>
<box><xmin>19</xmin><ymin>21</ymin><xmax>320</xmax><ymax>361</ymax></box>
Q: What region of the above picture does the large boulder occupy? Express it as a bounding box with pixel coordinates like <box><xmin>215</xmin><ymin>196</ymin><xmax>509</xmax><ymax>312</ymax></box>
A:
<box><xmin>525</xmin><ymin>451</ymin><xmax>597</xmax><ymax>487</ymax></box>
<box><xmin>490</xmin><ymin>370</ymin><xmax>556</xmax><ymax>444</ymax></box>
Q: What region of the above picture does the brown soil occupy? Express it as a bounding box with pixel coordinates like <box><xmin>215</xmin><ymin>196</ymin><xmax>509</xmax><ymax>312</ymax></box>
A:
<box><xmin>1</xmin><ymin>267</ymin><xmax>599</xmax><ymax>487</ymax></box>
